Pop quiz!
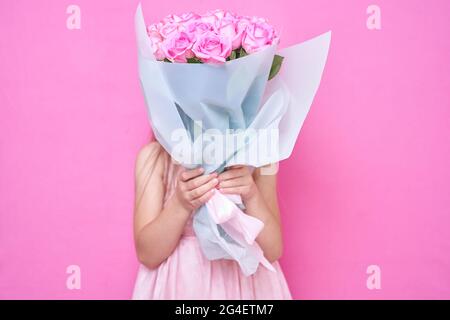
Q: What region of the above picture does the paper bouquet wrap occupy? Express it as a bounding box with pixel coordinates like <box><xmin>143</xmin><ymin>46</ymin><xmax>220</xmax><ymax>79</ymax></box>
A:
<box><xmin>135</xmin><ymin>4</ymin><xmax>331</xmax><ymax>276</ymax></box>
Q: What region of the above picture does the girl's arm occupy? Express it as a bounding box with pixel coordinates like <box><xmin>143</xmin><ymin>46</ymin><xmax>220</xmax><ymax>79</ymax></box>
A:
<box><xmin>218</xmin><ymin>164</ymin><xmax>283</xmax><ymax>262</ymax></box>
<box><xmin>134</xmin><ymin>142</ymin><xmax>218</xmax><ymax>269</ymax></box>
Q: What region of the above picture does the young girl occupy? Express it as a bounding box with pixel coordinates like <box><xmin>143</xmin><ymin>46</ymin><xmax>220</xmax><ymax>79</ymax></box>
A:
<box><xmin>132</xmin><ymin>141</ymin><xmax>292</xmax><ymax>299</ymax></box>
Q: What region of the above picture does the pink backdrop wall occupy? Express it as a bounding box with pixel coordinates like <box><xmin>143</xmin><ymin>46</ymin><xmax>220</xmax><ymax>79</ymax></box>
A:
<box><xmin>1</xmin><ymin>0</ymin><xmax>449</xmax><ymax>299</ymax></box>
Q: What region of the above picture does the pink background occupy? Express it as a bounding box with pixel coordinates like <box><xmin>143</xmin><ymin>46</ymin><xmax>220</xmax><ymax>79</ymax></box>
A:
<box><xmin>1</xmin><ymin>0</ymin><xmax>449</xmax><ymax>299</ymax></box>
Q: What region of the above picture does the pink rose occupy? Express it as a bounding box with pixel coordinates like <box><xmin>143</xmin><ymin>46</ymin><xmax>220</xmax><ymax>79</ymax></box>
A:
<box><xmin>236</xmin><ymin>15</ymin><xmax>252</xmax><ymax>33</ymax></box>
<box><xmin>201</xmin><ymin>10</ymin><xmax>236</xmax><ymax>28</ymax></box>
<box><xmin>192</xmin><ymin>31</ymin><xmax>232</xmax><ymax>64</ymax></box>
<box><xmin>199</xmin><ymin>10</ymin><xmax>245</xmax><ymax>50</ymax></box>
<box><xmin>158</xmin><ymin>13</ymin><xmax>200</xmax><ymax>39</ymax></box>
<box><xmin>241</xmin><ymin>18</ymin><xmax>278</xmax><ymax>54</ymax></box>
<box><xmin>161</xmin><ymin>31</ymin><xmax>194</xmax><ymax>63</ymax></box>
<box><xmin>177</xmin><ymin>12</ymin><xmax>200</xmax><ymax>24</ymax></box>
<box><xmin>158</xmin><ymin>22</ymin><xmax>180</xmax><ymax>39</ymax></box>
<box><xmin>161</xmin><ymin>13</ymin><xmax>177</xmax><ymax>24</ymax></box>
<box><xmin>217</xmin><ymin>15</ymin><xmax>249</xmax><ymax>50</ymax></box>
<box><xmin>200</xmin><ymin>9</ymin><xmax>223</xmax><ymax>26</ymax></box>
<box><xmin>147</xmin><ymin>23</ymin><xmax>165</xmax><ymax>60</ymax></box>
<box><xmin>162</xmin><ymin>12</ymin><xmax>199</xmax><ymax>24</ymax></box>
<box><xmin>186</xmin><ymin>20</ymin><xmax>214</xmax><ymax>36</ymax></box>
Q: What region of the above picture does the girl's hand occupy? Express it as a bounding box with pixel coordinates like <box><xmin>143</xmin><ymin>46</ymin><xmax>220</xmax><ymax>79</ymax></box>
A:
<box><xmin>218</xmin><ymin>165</ymin><xmax>258</xmax><ymax>201</ymax></box>
<box><xmin>174</xmin><ymin>167</ymin><xmax>218</xmax><ymax>212</ymax></box>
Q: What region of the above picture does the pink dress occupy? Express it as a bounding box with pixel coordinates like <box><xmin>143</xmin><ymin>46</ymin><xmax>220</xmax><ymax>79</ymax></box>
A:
<box><xmin>132</xmin><ymin>154</ymin><xmax>292</xmax><ymax>300</ymax></box>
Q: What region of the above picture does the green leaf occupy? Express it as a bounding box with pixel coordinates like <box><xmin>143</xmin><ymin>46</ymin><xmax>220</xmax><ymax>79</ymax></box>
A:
<box><xmin>238</xmin><ymin>47</ymin><xmax>247</xmax><ymax>58</ymax></box>
<box><xmin>187</xmin><ymin>57</ymin><xmax>202</xmax><ymax>64</ymax></box>
<box><xmin>268</xmin><ymin>54</ymin><xmax>284</xmax><ymax>80</ymax></box>
<box><xmin>163</xmin><ymin>58</ymin><xmax>172</xmax><ymax>63</ymax></box>
<box><xmin>229</xmin><ymin>50</ymin><xmax>237</xmax><ymax>60</ymax></box>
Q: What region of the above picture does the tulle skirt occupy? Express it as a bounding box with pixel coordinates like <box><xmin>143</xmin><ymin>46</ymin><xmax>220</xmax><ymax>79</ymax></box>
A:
<box><xmin>132</xmin><ymin>234</ymin><xmax>292</xmax><ymax>300</ymax></box>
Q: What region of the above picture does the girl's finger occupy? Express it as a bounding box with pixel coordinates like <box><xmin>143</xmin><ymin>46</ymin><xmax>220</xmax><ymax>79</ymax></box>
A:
<box><xmin>228</xmin><ymin>165</ymin><xmax>244</xmax><ymax>169</ymax></box>
<box><xmin>219</xmin><ymin>186</ymin><xmax>249</xmax><ymax>195</ymax></box>
<box><xmin>218</xmin><ymin>167</ymin><xmax>245</xmax><ymax>181</ymax></box>
<box><xmin>189</xmin><ymin>177</ymin><xmax>219</xmax><ymax>200</ymax></box>
<box><xmin>192</xmin><ymin>189</ymin><xmax>216</xmax><ymax>207</ymax></box>
<box><xmin>179</xmin><ymin>167</ymin><xmax>204</xmax><ymax>182</ymax></box>
<box><xmin>218</xmin><ymin>176</ymin><xmax>247</xmax><ymax>189</ymax></box>
<box><xmin>186</xmin><ymin>172</ymin><xmax>217</xmax><ymax>190</ymax></box>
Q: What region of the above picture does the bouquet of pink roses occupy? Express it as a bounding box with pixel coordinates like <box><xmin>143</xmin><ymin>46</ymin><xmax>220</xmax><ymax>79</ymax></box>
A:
<box><xmin>135</xmin><ymin>3</ymin><xmax>331</xmax><ymax>276</ymax></box>
<box><xmin>146</xmin><ymin>9</ymin><xmax>284</xmax><ymax>79</ymax></box>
